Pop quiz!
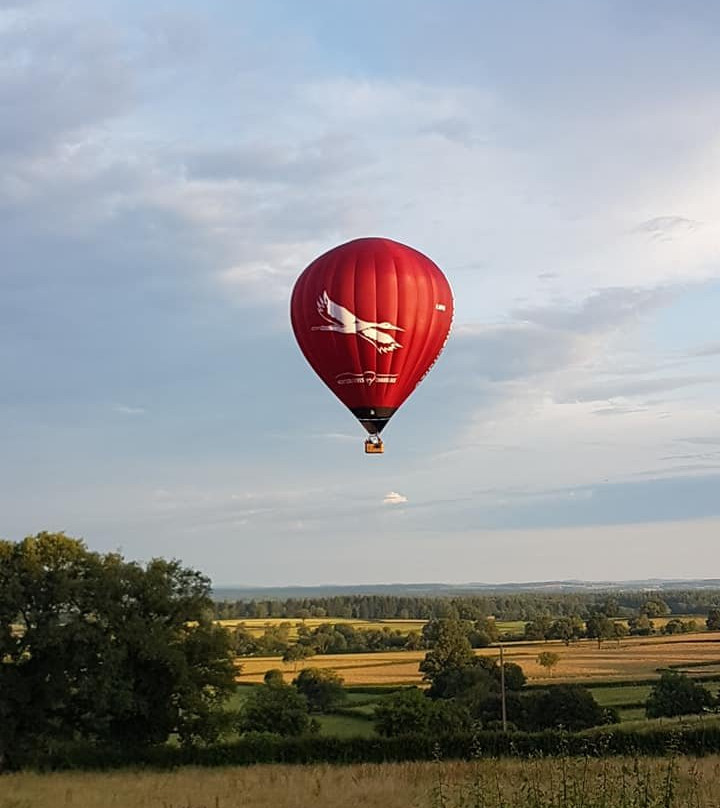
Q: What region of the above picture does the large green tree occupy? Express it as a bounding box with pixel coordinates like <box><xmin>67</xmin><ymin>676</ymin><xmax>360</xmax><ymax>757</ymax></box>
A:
<box><xmin>646</xmin><ymin>671</ymin><xmax>714</xmax><ymax>718</ymax></box>
<box><xmin>0</xmin><ymin>532</ymin><xmax>237</xmax><ymax>768</ymax></box>
<box><xmin>585</xmin><ymin>614</ymin><xmax>616</xmax><ymax>648</ymax></box>
<box><xmin>374</xmin><ymin>688</ymin><xmax>472</xmax><ymax>737</ymax></box>
<box><xmin>419</xmin><ymin>618</ymin><xmax>475</xmax><ymax>688</ymax></box>
<box><xmin>240</xmin><ymin>678</ymin><xmax>313</xmax><ymax>736</ymax></box>
<box><xmin>292</xmin><ymin>668</ymin><xmax>346</xmax><ymax>712</ymax></box>
<box><xmin>526</xmin><ymin>685</ymin><xmax>617</xmax><ymax>732</ymax></box>
<box><xmin>547</xmin><ymin>616</ymin><xmax>585</xmax><ymax>645</ymax></box>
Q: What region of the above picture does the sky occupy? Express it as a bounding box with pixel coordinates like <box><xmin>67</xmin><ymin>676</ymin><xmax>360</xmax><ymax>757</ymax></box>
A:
<box><xmin>1</xmin><ymin>0</ymin><xmax>720</xmax><ymax>586</ymax></box>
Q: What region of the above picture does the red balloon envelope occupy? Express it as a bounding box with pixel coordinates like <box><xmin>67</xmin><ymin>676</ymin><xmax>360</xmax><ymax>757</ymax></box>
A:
<box><xmin>290</xmin><ymin>237</ymin><xmax>453</xmax><ymax>442</ymax></box>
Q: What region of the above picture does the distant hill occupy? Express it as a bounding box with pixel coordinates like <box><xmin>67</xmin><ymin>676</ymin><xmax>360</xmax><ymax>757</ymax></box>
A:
<box><xmin>212</xmin><ymin>579</ymin><xmax>720</xmax><ymax>600</ymax></box>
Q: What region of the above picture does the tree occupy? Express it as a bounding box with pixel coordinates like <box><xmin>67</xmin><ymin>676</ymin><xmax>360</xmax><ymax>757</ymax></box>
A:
<box><xmin>427</xmin><ymin>659</ymin><xmax>497</xmax><ymax>701</ymax></box>
<box><xmin>646</xmin><ymin>671</ymin><xmax>714</xmax><ymax>718</ymax></box>
<box><xmin>374</xmin><ymin>688</ymin><xmax>472</xmax><ymax>737</ymax></box>
<box><xmin>419</xmin><ymin>619</ymin><xmax>474</xmax><ymax>688</ymax></box>
<box><xmin>404</xmin><ymin>631</ymin><xmax>423</xmax><ymax>650</ymax></box>
<box><xmin>292</xmin><ymin>668</ymin><xmax>346</xmax><ymax>712</ymax></box>
<box><xmin>240</xmin><ymin>680</ymin><xmax>313</xmax><ymax>735</ymax></box>
<box><xmin>374</xmin><ymin>688</ymin><xmax>432</xmax><ymax>736</ymax></box>
<box><xmin>612</xmin><ymin>621</ymin><xmax>629</xmax><ymax>644</ymax></box>
<box><xmin>256</xmin><ymin>622</ymin><xmax>291</xmax><ymax>654</ymax></box>
<box><xmin>0</xmin><ymin>533</ymin><xmax>237</xmax><ymax>768</ymax></box>
<box><xmin>585</xmin><ymin>614</ymin><xmax>615</xmax><ymax>648</ymax></box>
<box><xmin>662</xmin><ymin>618</ymin><xmax>686</xmax><ymax>635</ymax></box>
<box><xmin>233</xmin><ymin>624</ymin><xmax>259</xmax><ymax>655</ymax></box>
<box><xmin>537</xmin><ymin>651</ymin><xmax>560</xmax><ymax>677</ymax></box>
<box><xmin>526</xmin><ymin>685</ymin><xmax>617</xmax><ymax>732</ymax></box>
<box><xmin>706</xmin><ymin>608</ymin><xmax>720</xmax><ymax>631</ymax></box>
<box><xmin>282</xmin><ymin>643</ymin><xmax>315</xmax><ymax>671</ymax></box>
<box><xmin>599</xmin><ymin>596</ymin><xmax>620</xmax><ymax>617</ymax></box>
<box><xmin>467</xmin><ymin>617</ymin><xmax>499</xmax><ymax>647</ymax></box>
<box><xmin>548</xmin><ymin>616</ymin><xmax>584</xmax><ymax>645</ymax></box>
<box><xmin>628</xmin><ymin>614</ymin><xmax>655</xmax><ymax>636</ymax></box>
<box><xmin>643</xmin><ymin>598</ymin><xmax>670</xmax><ymax>618</ymax></box>
<box><xmin>264</xmin><ymin>668</ymin><xmax>285</xmax><ymax>685</ymax></box>
<box><xmin>523</xmin><ymin>616</ymin><xmax>552</xmax><ymax>641</ymax></box>
<box><xmin>502</xmin><ymin>661</ymin><xmax>527</xmax><ymax>691</ymax></box>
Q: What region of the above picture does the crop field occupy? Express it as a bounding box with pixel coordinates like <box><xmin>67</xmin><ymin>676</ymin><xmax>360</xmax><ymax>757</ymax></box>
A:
<box><xmin>217</xmin><ymin>617</ymin><xmax>427</xmax><ymax>637</ymax></box>
<box><xmin>217</xmin><ymin>617</ymin><xmax>526</xmax><ymax>637</ymax></box>
<box><xmin>234</xmin><ymin>631</ymin><xmax>720</xmax><ymax>685</ymax></box>
<box><xmin>6</xmin><ymin>756</ymin><xmax>720</xmax><ymax>807</ymax></box>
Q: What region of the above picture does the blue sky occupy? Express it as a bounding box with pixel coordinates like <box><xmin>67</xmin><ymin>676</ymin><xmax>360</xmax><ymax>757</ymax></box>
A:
<box><xmin>2</xmin><ymin>1</ymin><xmax>719</xmax><ymax>585</ymax></box>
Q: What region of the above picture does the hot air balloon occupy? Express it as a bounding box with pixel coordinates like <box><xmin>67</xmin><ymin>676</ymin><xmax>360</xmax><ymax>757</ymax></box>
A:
<box><xmin>290</xmin><ymin>237</ymin><xmax>453</xmax><ymax>453</ymax></box>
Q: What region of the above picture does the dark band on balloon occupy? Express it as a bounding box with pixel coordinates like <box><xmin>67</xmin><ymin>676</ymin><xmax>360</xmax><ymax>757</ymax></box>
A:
<box><xmin>351</xmin><ymin>407</ymin><xmax>397</xmax><ymax>435</ymax></box>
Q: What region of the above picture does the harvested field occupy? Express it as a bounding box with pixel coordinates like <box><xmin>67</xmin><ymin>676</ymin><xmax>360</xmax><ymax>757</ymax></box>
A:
<box><xmin>217</xmin><ymin>617</ymin><xmax>427</xmax><ymax>638</ymax></box>
<box><xmin>235</xmin><ymin>632</ymin><xmax>720</xmax><ymax>685</ymax></box>
<box><xmin>218</xmin><ymin>617</ymin><xmax>532</xmax><ymax>638</ymax></box>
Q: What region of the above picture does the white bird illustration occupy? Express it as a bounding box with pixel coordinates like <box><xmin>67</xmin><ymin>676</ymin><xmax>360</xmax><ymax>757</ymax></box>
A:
<box><xmin>311</xmin><ymin>291</ymin><xmax>404</xmax><ymax>354</ymax></box>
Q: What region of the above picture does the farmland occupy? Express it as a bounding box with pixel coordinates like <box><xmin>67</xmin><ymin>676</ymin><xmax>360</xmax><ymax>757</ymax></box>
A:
<box><xmin>219</xmin><ymin>616</ymin><xmax>526</xmax><ymax>638</ymax></box>
<box><xmin>218</xmin><ymin>615</ymin><xmax>695</xmax><ymax>638</ymax></box>
<box><xmin>6</xmin><ymin>755</ymin><xmax>720</xmax><ymax>807</ymax></box>
<box><xmin>234</xmin><ymin>631</ymin><xmax>720</xmax><ymax>686</ymax></box>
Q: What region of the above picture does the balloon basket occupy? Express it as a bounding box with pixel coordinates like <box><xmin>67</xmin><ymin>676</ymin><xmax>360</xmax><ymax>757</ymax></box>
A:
<box><xmin>364</xmin><ymin>438</ymin><xmax>384</xmax><ymax>454</ymax></box>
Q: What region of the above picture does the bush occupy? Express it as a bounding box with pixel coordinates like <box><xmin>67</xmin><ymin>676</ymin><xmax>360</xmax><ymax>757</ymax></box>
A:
<box><xmin>524</xmin><ymin>685</ymin><xmax>618</xmax><ymax>732</ymax></box>
<box><xmin>15</xmin><ymin>721</ymin><xmax>720</xmax><ymax>771</ymax></box>
<box><xmin>292</xmin><ymin>668</ymin><xmax>346</xmax><ymax>712</ymax></box>
<box><xmin>239</xmin><ymin>681</ymin><xmax>313</xmax><ymax>736</ymax></box>
<box><xmin>646</xmin><ymin>671</ymin><xmax>714</xmax><ymax>718</ymax></box>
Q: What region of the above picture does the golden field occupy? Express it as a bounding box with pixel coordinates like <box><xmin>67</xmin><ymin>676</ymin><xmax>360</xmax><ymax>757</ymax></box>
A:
<box><xmin>218</xmin><ymin>615</ymin><xmax>703</xmax><ymax>638</ymax></box>
<box><xmin>4</xmin><ymin>756</ymin><xmax>720</xmax><ymax>808</ymax></box>
<box><xmin>217</xmin><ymin>617</ymin><xmax>428</xmax><ymax>638</ymax></box>
<box><xmin>235</xmin><ymin>631</ymin><xmax>720</xmax><ymax>685</ymax></box>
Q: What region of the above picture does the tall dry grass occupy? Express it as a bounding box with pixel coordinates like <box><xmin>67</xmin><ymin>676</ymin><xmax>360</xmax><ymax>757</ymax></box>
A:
<box><xmin>3</xmin><ymin>756</ymin><xmax>720</xmax><ymax>808</ymax></box>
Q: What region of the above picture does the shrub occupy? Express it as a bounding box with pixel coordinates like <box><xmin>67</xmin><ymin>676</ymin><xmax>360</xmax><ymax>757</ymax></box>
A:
<box><xmin>646</xmin><ymin>671</ymin><xmax>714</xmax><ymax>718</ymax></box>
<box><xmin>292</xmin><ymin>668</ymin><xmax>346</xmax><ymax>712</ymax></box>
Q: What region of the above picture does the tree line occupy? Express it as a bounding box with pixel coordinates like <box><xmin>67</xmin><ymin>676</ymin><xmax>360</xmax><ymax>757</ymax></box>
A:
<box><xmin>213</xmin><ymin>590</ymin><xmax>720</xmax><ymax>622</ymax></box>
<box><xmin>230</xmin><ymin>616</ymin><xmax>499</xmax><ymax>658</ymax></box>
<box><xmin>227</xmin><ymin>608</ymin><xmax>709</xmax><ymax>659</ymax></box>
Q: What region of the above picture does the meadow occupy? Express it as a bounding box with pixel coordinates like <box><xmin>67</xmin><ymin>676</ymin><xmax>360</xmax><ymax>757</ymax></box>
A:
<box><xmin>5</xmin><ymin>755</ymin><xmax>720</xmax><ymax>807</ymax></box>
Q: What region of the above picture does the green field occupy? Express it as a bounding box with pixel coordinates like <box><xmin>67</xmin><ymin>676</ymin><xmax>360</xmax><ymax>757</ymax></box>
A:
<box><xmin>314</xmin><ymin>713</ymin><xmax>375</xmax><ymax>737</ymax></box>
<box><xmin>589</xmin><ymin>684</ymin><xmax>653</xmax><ymax>708</ymax></box>
<box><xmin>227</xmin><ymin>677</ymin><xmax>720</xmax><ymax>738</ymax></box>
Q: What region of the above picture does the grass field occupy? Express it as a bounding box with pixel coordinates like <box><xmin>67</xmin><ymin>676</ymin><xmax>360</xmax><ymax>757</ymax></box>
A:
<box><xmin>5</xmin><ymin>756</ymin><xmax>720</xmax><ymax>807</ymax></box>
<box><xmin>234</xmin><ymin>631</ymin><xmax>720</xmax><ymax>686</ymax></box>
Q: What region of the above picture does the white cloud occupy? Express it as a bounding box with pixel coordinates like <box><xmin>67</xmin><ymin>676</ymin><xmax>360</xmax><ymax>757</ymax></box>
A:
<box><xmin>384</xmin><ymin>491</ymin><xmax>408</xmax><ymax>505</ymax></box>
<box><xmin>113</xmin><ymin>404</ymin><xmax>146</xmax><ymax>415</ymax></box>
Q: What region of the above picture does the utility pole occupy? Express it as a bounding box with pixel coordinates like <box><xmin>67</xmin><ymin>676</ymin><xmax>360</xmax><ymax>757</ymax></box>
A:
<box><xmin>499</xmin><ymin>642</ymin><xmax>507</xmax><ymax>731</ymax></box>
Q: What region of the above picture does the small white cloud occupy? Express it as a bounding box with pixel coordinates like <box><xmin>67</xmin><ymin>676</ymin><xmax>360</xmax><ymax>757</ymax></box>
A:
<box><xmin>113</xmin><ymin>404</ymin><xmax>146</xmax><ymax>415</ymax></box>
<box><xmin>320</xmin><ymin>432</ymin><xmax>357</xmax><ymax>442</ymax></box>
<box><xmin>383</xmin><ymin>491</ymin><xmax>408</xmax><ymax>505</ymax></box>
<box><xmin>634</xmin><ymin>216</ymin><xmax>701</xmax><ymax>241</ymax></box>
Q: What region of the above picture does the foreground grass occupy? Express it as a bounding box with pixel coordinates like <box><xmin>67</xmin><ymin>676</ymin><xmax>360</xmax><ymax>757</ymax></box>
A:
<box><xmin>4</xmin><ymin>756</ymin><xmax>720</xmax><ymax>808</ymax></box>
